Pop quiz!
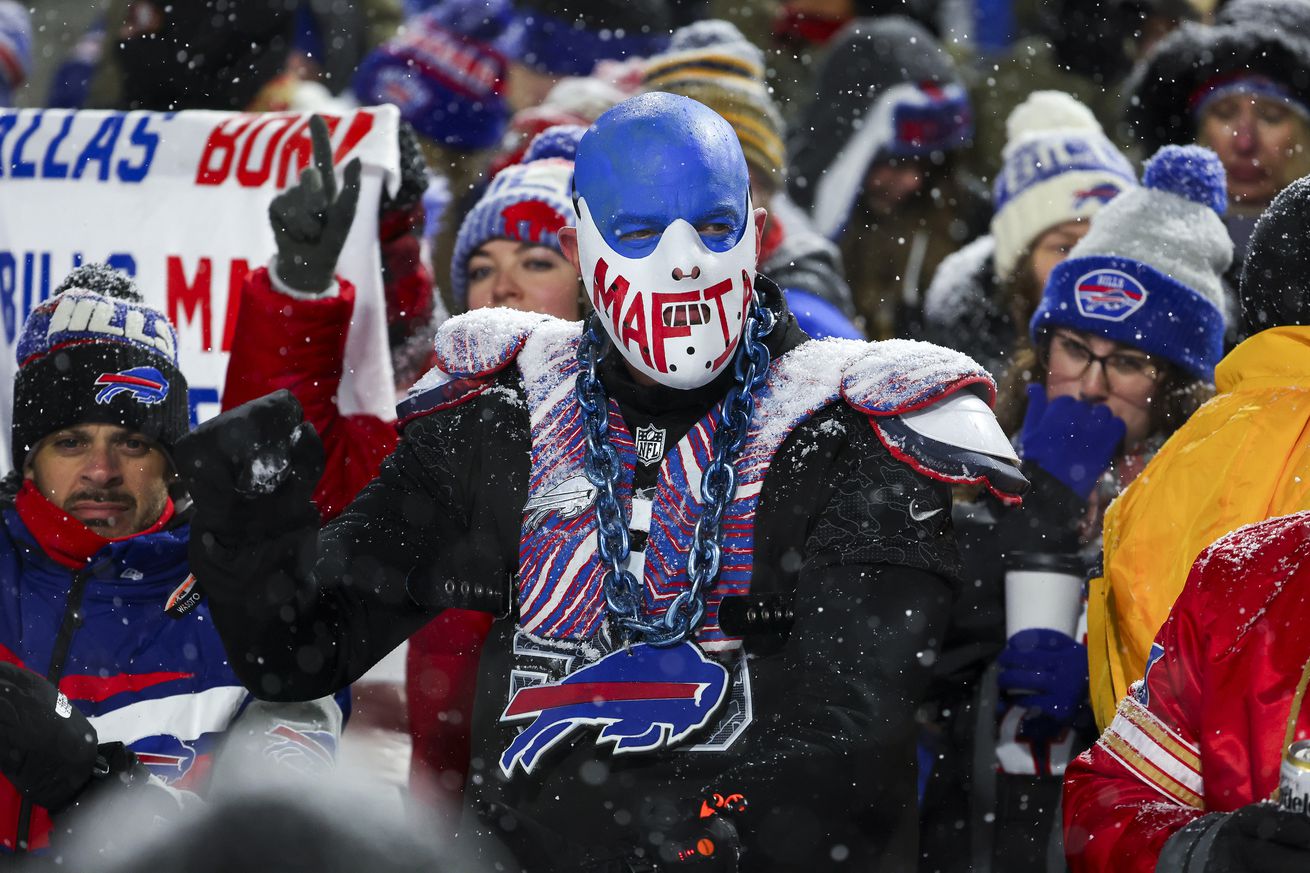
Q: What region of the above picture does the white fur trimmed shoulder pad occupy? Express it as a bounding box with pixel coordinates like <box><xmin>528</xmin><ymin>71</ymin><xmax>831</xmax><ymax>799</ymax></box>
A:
<box><xmin>396</xmin><ymin>308</ymin><xmax>558</xmax><ymax>424</ymax></box>
<box><xmin>842</xmin><ymin>339</ymin><xmax>1027</xmax><ymax>504</ymax></box>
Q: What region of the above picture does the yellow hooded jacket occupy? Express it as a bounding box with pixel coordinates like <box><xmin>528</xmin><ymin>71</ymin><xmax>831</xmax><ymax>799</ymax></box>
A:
<box><xmin>1089</xmin><ymin>326</ymin><xmax>1310</xmax><ymax>730</ymax></box>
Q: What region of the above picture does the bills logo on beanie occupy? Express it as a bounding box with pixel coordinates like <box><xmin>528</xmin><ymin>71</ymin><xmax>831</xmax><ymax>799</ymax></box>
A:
<box><xmin>94</xmin><ymin>367</ymin><xmax>170</xmax><ymax>405</ymax></box>
<box><xmin>12</xmin><ymin>264</ymin><xmax>189</xmax><ymax>469</ymax></box>
<box><xmin>449</xmin><ymin>128</ymin><xmax>580</xmax><ymax>308</ymax></box>
<box><xmin>1030</xmin><ymin>145</ymin><xmax>1232</xmax><ymax>382</ymax></box>
<box><xmin>991</xmin><ymin>91</ymin><xmax>1137</xmax><ymax>282</ymax></box>
<box><xmin>1073</xmin><ymin>270</ymin><xmax>1147</xmax><ymax>321</ymax></box>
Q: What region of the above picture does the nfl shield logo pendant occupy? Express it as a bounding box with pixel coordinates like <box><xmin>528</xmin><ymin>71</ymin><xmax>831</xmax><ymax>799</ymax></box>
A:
<box><xmin>635</xmin><ymin>424</ymin><xmax>666</xmax><ymax>467</ymax></box>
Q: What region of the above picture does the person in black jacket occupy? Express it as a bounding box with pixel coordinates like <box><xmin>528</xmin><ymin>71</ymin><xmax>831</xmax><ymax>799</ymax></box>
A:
<box><xmin>174</xmin><ymin>92</ymin><xmax>1025</xmax><ymax>872</ymax></box>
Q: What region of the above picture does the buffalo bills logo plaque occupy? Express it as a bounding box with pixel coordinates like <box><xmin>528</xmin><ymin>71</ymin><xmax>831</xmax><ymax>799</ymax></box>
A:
<box><xmin>499</xmin><ymin>641</ymin><xmax>730</xmax><ymax>776</ymax></box>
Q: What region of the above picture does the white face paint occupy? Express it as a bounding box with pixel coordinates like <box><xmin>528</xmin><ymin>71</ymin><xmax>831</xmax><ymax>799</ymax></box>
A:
<box><xmin>574</xmin><ymin>197</ymin><xmax>758</xmax><ymax>390</ymax></box>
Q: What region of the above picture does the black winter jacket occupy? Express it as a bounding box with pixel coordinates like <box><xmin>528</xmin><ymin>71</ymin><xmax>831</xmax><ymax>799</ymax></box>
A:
<box><xmin>189</xmin><ymin>287</ymin><xmax>970</xmax><ymax>872</ymax></box>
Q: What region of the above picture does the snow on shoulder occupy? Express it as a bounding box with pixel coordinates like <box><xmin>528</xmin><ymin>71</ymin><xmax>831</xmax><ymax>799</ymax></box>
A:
<box><xmin>397</xmin><ymin>309</ymin><xmax>561</xmax><ymax>425</ymax></box>
<box><xmin>434</xmin><ymin>308</ymin><xmax>556</xmax><ymax>378</ymax></box>
<box><xmin>842</xmin><ymin>339</ymin><xmax>1026</xmax><ymax>503</ymax></box>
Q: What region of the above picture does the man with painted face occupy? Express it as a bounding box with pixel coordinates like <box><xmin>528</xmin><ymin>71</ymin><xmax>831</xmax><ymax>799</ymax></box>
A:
<box><xmin>175</xmin><ymin>93</ymin><xmax>1025</xmax><ymax>871</ymax></box>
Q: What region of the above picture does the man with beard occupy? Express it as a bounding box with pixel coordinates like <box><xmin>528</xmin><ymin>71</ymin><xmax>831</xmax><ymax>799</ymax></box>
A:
<box><xmin>176</xmin><ymin>93</ymin><xmax>1025</xmax><ymax>871</ymax></box>
<box><xmin>0</xmin><ymin>264</ymin><xmax>342</xmax><ymax>861</ymax></box>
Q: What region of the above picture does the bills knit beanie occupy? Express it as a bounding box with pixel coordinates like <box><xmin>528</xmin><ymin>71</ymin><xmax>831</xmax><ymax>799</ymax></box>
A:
<box><xmin>450</xmin><ymin>135</ymin><xmax>578</xmax><ymax>306</ymax></box>
<box><xmin>352</xmin><ymin>0</ymin><xmax>513</xmax><ymax>151</ymax></box>
<box><xmin>641</xmin><ymin>20</ymin><xmax>786</xmax><ymax>191</ymax></box>
<box><xmin>991</xmin><ymin>91</ymin><xmax>1137</xmax><ymax>282</ymax></box>
<box><xmin>498</xmin><ymin>0</ymin><xmax>671</xmax><ymax>77</ymax></box>
<box><xmin>1030</xmin><ymin>145</ymin><xmax>1231</xmax><ymax>381</ymax></box>
<box><xmin>1240</xmin><ymin>174</ymin><xmax>1310</xmax><ymax>333</ymax></box>
<box><xmin>12</xmin><ymin>265</ymin><xmax>189</xmax><ymax>469</ymax></box>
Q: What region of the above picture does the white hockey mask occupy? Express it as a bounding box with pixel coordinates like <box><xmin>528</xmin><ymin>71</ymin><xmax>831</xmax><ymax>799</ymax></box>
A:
<box><xmin>575</xmin><ymin>196</ymin><xmax>759</xmax><ymax>390</ymax></box>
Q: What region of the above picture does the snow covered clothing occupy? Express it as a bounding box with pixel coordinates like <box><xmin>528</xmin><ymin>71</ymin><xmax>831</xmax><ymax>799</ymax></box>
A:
<box><xmin>1125</xmin><ymin>0</ymin><xmax>1310</xmax><ymax>156</ymax></box>
<box><xmin>1064</xmin><ymin>511</ymin><xmax>1310</xmax><ymax>873</ymax></box>
<box><xmin>1031</xmin><ymin>145</ymin><xmax>1231</xmax><ymax>381</ymax></box>
<box><xmin>787</xmin><ymin>17</ymin><xmax>974</xmax><ymax>242</ymax></box>
<box><xmin>181</xmin><ymin>279</ymin><xmax>1027</xmax><ymax>871</ymax></box>
<box><xmin>1088</xmin><ymin>325</ymin><xmax>1310</xmax><ymax>731</ymax></box>
<box><xmin>990</xmin><ymin>91</ymin><xmax>1135</xmax><ymax>282</ymax></box>
<box><xmin>11</xmin><ymin>265</ymin><xmax>189</xmax><ymax>470</ymax></box>
<box><xmin>0</xmin><ymin>480</ymin><xmax>342</xmax><ymax>856</ymax></box>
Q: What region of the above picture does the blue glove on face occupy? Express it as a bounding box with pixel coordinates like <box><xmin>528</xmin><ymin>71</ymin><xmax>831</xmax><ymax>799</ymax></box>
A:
<box><xmin>1019</xmin><ymin>383</ymin><xmax>1126</xmax><ymax>499</ymax></box>
<box><xmin>996</xmin><ymin>628</ymin><xmax>1089</xmax><ymax>725</ymax></box>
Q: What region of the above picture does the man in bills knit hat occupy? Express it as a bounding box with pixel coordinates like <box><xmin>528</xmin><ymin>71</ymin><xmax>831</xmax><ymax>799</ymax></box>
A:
<box><xmin>0</xmin><ymin>264</ymin><xmax>342</xmax><ymax>862</ymax></box>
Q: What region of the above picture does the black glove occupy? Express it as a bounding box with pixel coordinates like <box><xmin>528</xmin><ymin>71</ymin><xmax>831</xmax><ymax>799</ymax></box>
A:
<box><xmin>269</xmin><ymin>114</ymin><xmax>362</xmax><ymax>294</ymax></box>
<box><xmin>174</xmin><ymin>389</ymin><xmax>325</xmax><ymax>544</ymax></box>
<box><xmin>381</xmin><ymin>120</ymin><xmax>430</xmax><ymax>214</ymax></box>
<box><xmin>1166</xmin><ymin>803</ymin><xmax>1310</xmax><ymax>872</ymax></box>
<box><xmin>0</xmin><ymin>662</ymin><xmax>99</xmax><ymax>810</ymax></box>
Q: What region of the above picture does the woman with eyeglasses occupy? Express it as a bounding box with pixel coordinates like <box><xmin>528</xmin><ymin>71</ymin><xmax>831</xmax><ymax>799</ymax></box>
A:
<box><xmin>919</xmin><ymin>145</ymin><xmax>1231</xmax><ymax>873</ymax></box>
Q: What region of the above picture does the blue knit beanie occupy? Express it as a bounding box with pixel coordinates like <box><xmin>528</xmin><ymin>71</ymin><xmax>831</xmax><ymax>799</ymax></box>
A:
<box><xmin>1030</xmin><ymin>144</ymin><xmax>1231</xmax><ymax>382</ymax></box>
<box><xmin>352</xmin><ymin>0</ymin><xmax>512</xmax><ymax>151</ymax></box>
<box><xmin>12</xmin><ymin>264</ymin><xmax>189</xmax><ymax>468</ymax></box>
<box><xmin>450</xmin><ymin>140</ymin><xmax>577</xmax><ymax>307</ymax></box>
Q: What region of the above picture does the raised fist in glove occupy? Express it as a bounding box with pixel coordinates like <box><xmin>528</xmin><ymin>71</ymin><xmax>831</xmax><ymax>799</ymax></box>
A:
<box><xmin>1170</xmin><ymin>802</ymin><xmax>1310</xmax><ymax>872</ymax></box>
<box><xmin>996</xmin><ymin>628</ymin><xmax>1089</xmax><ymax>725</ymax></box>
<box><xmin>269</xmin><ymin>114</ymin><xmax>362</xmax><ymax>294</ymax></box>
<box><xmin>1019</xmin><ymin>383</ymin><xmax>1126</xmax><ymax>499</ymax></box>
<box><xmin>0</xmin><ymin>662</ymin><xmax>99</xmax><ymax>811</ymax></box>
<box><xmin>173</xmin><ymin>389</ymin><xmax>324</xmax><ymax>544</ymax></box>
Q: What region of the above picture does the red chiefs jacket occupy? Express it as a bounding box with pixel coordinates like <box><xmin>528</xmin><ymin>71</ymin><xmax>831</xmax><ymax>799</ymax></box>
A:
<box><xmin>223</xmin><ymin>266</ymin><xmax>491</xmax><ymax>824</ymax></box>
<box><xmin>1063</xmin><ymin>510</ymin><xmax>1310</xmax><ymax>872</ymax></box>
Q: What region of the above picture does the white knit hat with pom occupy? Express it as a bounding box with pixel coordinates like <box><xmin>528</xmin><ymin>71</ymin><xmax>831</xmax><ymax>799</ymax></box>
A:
<box><xmin>991</xmin><ymin>91</ymin><xmax>1138</xmax><ymax>281</ymax></box>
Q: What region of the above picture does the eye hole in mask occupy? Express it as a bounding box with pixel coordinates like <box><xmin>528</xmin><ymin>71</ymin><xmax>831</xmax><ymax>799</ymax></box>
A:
<box><xmin>662</xmin><ymin>303</ymin><xmax>712</xmax><ymax>328</ymax></box>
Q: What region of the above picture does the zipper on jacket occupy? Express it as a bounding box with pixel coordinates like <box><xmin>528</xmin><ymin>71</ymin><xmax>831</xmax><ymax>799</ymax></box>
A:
<box><xmin>14</xmin><ymin>568</ymin><xmax>91</xmax><ymax>853</ymax></box>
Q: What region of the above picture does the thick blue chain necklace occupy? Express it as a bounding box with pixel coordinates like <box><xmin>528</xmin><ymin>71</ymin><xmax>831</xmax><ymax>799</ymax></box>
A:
<box><xmin>574</xmin><ymin>294</ymin><xmax>776</xmax><ymax>648</ymax></box>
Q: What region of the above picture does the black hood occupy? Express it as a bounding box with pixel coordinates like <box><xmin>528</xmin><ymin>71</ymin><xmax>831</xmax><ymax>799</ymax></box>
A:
<box><xmin>786</xmin><ymin>16</ymin><xmax>964</xmax><ymax>236</ymax></box>
<box><xmin>1125</xmin><ymin>0</ymin><xmax>1310</xmax><ymax>153</ymax></box>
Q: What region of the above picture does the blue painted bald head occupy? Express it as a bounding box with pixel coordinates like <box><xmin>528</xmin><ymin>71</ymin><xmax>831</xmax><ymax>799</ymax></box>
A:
<box><xmin>573</xmin><ymin>92</ymin><xmax>752</xmax><ymax>258</ymax></box>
